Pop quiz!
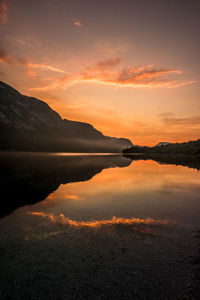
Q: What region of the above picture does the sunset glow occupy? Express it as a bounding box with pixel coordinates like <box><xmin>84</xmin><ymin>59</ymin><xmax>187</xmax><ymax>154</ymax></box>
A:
<box><xmin>0</xmin><ymin>0</ymin><xmax>199</xmax><ymax>145</ymax></box>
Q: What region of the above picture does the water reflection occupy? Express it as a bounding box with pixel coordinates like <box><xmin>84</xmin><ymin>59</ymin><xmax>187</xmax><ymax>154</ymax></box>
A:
<box><xmin>0</xmin><ymin>152</ymin><xmax>131</xmax><ymax>217</ymax></box>
<box><xmin>0</xmin><ymin>153</ymin><xmax>200</xmax><ymax>299</ymax></box>
<box><xmin>124</xmin><ymin>153</ymin><xmax>200</xmax><ymax>171</ymax></box>
<box><xmin>1</xmin><ymin>152</ymin><xmax>200</xmax><ymax>219</ymax></box>
<box><xmin>30</xmin><ymin>212</ymin><xmax>177</xmax><ymax>228</ymax></box>
<box><xmin>21</xmin><ymin>212</ymin><xmax>184</xmax><ymax>241</ymax></box>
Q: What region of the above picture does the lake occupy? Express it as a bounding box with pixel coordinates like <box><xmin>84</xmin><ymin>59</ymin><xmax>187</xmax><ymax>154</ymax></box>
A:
<box><xmin>0</xmin><ymin>152</ymin><xmax>200</xmax><ymax>299</ymax></box>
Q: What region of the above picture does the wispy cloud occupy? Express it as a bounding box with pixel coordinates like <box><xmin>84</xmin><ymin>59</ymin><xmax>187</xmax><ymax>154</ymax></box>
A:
<box><xmin>30</xmin><ymin>59</ymin><xmax>197</xmax><ymax>91</ymax></box>
<box><xmin>73</xmin><ymin>19</ymin><xmax>82</xmax><ymax>27</ymax></box>
<box><xmin>85</xmin><ymin>58</ymin><xmax>122</xmax><ymax>72</ymax></box>
<box><xmin>13</xmin><ymin>36</ymin><xmax>42</xmax><ymax>50</ymax></box>
<box><xmin>0</xmin><ymin>43</ymin><xmax>20</xmax><ymax>65</ymax></box>
<box><xmin>0</xmin><ymin>44</ymin><xmax>65</xmax><ymax>76</ymax></box>
<box><xmin>26</xmin><ymin>69</ymin><xmax>37</xmax><ymax>78</ymax></box>
<box><xmin>159</xmin><ymin>112</ymin><xmax>200</xmax><ymax>127</ymax></box>
<box><xmin>0</xmin><ymin>1</ymin><xmax>8</xmax><ymax>25</ymax></box>
<box><xmin>0</xmin><ymin>46</ymin><xmax>14</xmax><ymax>64</ymax></box>
<box><xmin>25</xmin><ymin>62</ymin><xmax>65</xmax><ymax>74</ymax></box>
<box><xmin>0</xmin><ymin>44</ymin><xmax>196</xmax><ymax>90</ymax></box>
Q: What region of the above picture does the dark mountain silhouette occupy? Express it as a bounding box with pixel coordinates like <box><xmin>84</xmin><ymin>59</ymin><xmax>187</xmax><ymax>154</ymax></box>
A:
<box><xmin>0</xmin><ymin>152</ymin><xmax>132</xmax><ymax>218</ymax></box>
<box><xmin>123</xmin><ymin>139</ymin><xmax>200</xmax><ymax>155</ymax></box>
<box><xmin>0</xmin><ymin>81</ymin><xmax>133</xmax><ymax>152</ymax></box>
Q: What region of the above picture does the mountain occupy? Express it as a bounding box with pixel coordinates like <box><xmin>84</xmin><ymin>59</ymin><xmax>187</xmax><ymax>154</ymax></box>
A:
<box><xmin>0</xmin><ymin>81</ymin><xmax>133</xmax><ymax>152</ymax></box>
<box><xmin>155</xmin><ymin>142</ymin><xmax>172</xmax><ymax>147</ymax></box>
<box><xmin>123</xmin><ymin>139</ymin><xmax>200</xmax><ymax>155</ymax></box>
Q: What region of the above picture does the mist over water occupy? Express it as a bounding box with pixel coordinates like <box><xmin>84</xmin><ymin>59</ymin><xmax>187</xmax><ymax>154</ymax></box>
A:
<box><xmin>0</xmin><ymin>153</ymin><xmax>200</xmax><ymax>299</ymax></box>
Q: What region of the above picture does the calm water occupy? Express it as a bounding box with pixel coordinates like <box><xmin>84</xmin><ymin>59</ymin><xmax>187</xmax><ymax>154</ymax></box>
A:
<box><xmin>0</xmin><ymin>152</ymin><xmax>200</xmax><ymax>299</ymax></box>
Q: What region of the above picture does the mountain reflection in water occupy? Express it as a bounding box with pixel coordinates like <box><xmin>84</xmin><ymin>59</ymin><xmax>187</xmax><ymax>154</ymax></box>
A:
<box><xmin>0</xmin><ymin>152</ymin><xmax>200</xmax><ymax>218</ymax></box>
<box><xmin>0</xmin><ymin>152</ymin><xmax>200</xmax><ymax>299</ymax></box>
<box><xmin>0</xmin><ymin>152</ymin><xmax>131</xmax><ymax>217</ymax></box>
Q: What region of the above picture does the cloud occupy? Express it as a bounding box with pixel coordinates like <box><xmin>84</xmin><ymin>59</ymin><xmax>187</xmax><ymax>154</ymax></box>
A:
<box><xmin>0</xmin><ymin>45</ymin><xmax>196</xmax><ymax>91</ymax></box>
<box><xmin>0</xmin><ymin>1</ymin><xmax>8</xmax><ymax>25</ymax></box>
<box><xmin>73</xmin><ymin>20</ymin><xmax>82</xmax><ymax>27</ymax></box>
<box><xmin>0</xmin><ymin>44</ymin><xmax>15</xmax><ymax>65</ymax></box>
<box><xmin>159</xmin><ymin>112</ymin><xmax>200</xmax><ymax>127</ymax></box>
<box><xmin>25</xmin><ymin>62</ymin><xmax>65</xmax><ymax>74</ymax></box>
<box><xmin>85</xmin><ymin>58</ymin><xmax>122</xmax><ymax>72</ymax></box>
<box><xmin>27</xmin><ymin>69</ymin><xmax>37</xmax><ymax>78</ymax></box>
<box><xmin>13</xmin><ymin>36</ymin><xmax>42</xmax><ymax>50</ymax></box>
<box><xmin>30</xmin><ymin>61</ymin><xmax>197</xmax><ymax>91</ymax></box>
<box><xmin>0</xmin><ymin>44</ymin><xmax>66</xmax><ymax>75</ymax></box>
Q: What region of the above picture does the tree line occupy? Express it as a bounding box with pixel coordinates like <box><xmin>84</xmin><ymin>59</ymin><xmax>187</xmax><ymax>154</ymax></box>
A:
<box><xmin>123</xmin><ymin>139</ymin><xmax>200</xmax><ymax>155</ymax></box>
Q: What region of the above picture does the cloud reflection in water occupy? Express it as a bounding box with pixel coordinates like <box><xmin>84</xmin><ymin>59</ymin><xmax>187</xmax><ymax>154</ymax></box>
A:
<box><xmin>27</xmin><ymin>212</ymin><xmax>180</xmax><ymax>241</ymax></box>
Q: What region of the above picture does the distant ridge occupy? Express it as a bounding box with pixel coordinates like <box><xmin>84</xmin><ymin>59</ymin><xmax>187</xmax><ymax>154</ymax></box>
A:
<box><xmin>0</xmin><ymin>81</ymin><xmax>133</xmax><ymax>152</ymax></box>
<box><xmin>123</xmin><ymin>139</ymin><xmax>200</xmax><ymax>155</ymax></box>
<box><xmin>155</xmin><ymin>142</ymin><xmax>172</xmax><ymax>147</ymax></box>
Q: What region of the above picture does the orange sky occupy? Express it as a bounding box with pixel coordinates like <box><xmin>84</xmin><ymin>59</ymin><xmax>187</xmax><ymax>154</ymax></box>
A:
<box><xmin>0</xmin><ymin>0</ymin><xmax>199</xmax><ymax>145</ymax></box>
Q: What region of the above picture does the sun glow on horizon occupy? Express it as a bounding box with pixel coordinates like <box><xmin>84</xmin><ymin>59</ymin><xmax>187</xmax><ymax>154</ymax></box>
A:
<box><xmin>0</xmin><ymin>0</ymin><xmax>199</xmax><ymax>145</ymax></box>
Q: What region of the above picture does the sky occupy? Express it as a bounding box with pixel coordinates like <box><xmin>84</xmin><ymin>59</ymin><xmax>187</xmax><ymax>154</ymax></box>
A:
<box><xmin>0</xmin><ymin>0</ymin><xmax>199</xmax><ymax>146</ymax></box>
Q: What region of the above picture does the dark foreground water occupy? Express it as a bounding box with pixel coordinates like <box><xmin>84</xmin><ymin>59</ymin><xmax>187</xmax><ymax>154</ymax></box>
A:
<box><xmin>0</xmin><ymin>152</ymin><xmax>200</xmax><ymax>299</ymax></box>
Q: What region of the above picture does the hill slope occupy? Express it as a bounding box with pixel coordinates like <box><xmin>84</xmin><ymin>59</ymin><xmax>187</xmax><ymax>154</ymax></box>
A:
<box><xmin>0</xmin><ymin>81</ymin><xmax>133</xmax><ymax>152</ymax></box>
